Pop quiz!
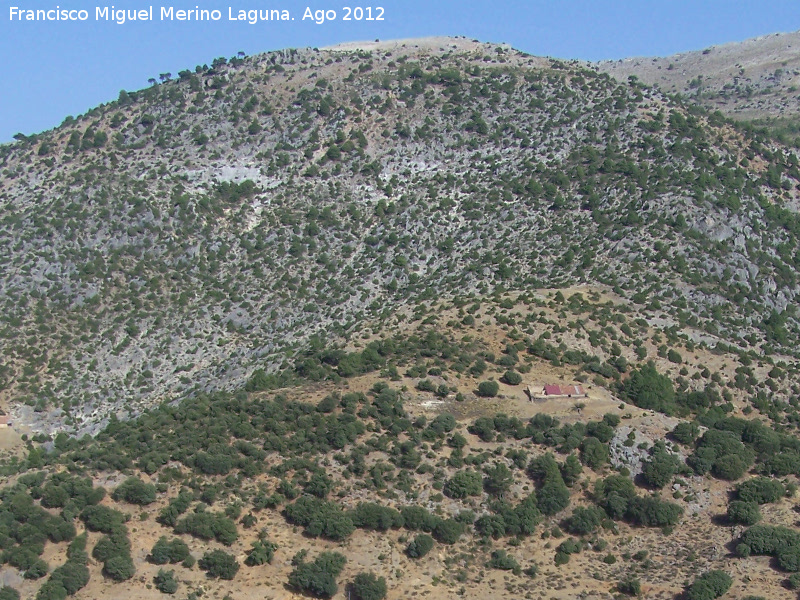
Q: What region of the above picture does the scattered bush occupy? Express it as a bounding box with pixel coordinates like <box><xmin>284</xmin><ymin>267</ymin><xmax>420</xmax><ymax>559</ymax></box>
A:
<box><xmin>564</xmin><ymin>506</ymin><xmax>604</xmax><ymax>536</ymax></box>
<box><xmin>245</xmin><ymin>539</ymin><xmax>277</xmax><ymax>566</ymax></box>
<box><xmin>102</xmin><ymin>555</ymin><xmax>135</xmax><ymax>582</ymax></box>
<box><xmin>444</xmin><ymin>471</ymin><xmax>482</xmax><ymax>499</ymax></box>
<box><xmin>406</xmin><ymin>534</ymin><xmax>434</xmax><ymax>558</ymax></box>
<box><xmin>149</xmin><ymin>537</ymin><xmax>191</xmax><ymax>565</ymax></box>
<box><xmin>288</xmin><ymin>552</ymin><xmax>346</xmax><ymax>598</ymax></box>
<box><xmin>199</xmin><ymin>550</ymin><xmax>239</xmax><ymax>580</ymax></box>
<box><xmin>351</xmin><ymin>572</ymin><xmax>387</xmax><ymax>600</ymax></box>
<box><xmin>154</xmin><ymin>569</ymin><xmax>178</xmax><ymax>594</ymax></box>
<box><xmin>477</xmin><ymin>380</ymin><xmax>500</xmax><ymax>398</ymax></box>
<box><xmin>175</xmin><ymin>511</ymin><xmax>238</xmax><ymax>545</ymax></box>
<box><xmin>736</xmin><ymin>477</ymin><xmax>784</xmax><ymax>504</ymax></box>
<box><xmin>487</xmin><ymin>549</ymin><xmax>520</xmax><ymax>572</ymax></box>
<box><xmin>284</xmin><ymin>496</ymin><xmax>354</xmax><ymax>541</ymax></box>
<box><xmin>112</xmin><ymin>477</ymin><xmax>156</xmax><ymax>505</ymax></box>
<box><xmin>727</xmin><ymin>501</ymin><xmax>761</xmax><ymax>526</ymax></box>
<box><xmin>618</xmin><ymin>577</ymin><xmax>641</xmax><ymax>596</ymax></box>
<box><xmin>686</xmin><ymin>570</ymin><xmax>732</xmax><ymax>600</ymax></box>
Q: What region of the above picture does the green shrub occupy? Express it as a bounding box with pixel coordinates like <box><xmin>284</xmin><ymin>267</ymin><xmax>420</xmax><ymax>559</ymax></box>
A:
<box><xmin>535</xmin><ymin>461</ymin><xmax>570</xmax><ymax>516</ymax></box>
<box><xmin>102</xmin><ymin>555</ymin><xmax>135</xmax><ymax>581</ymax></box>
<box><xmin>641</xmin><ymin>448</ymin><xmax>680</xmax><ymax>489</ymax></box>
<box><xmin>580</xmin><ymin>437</ymin><xmax>609</xmax><ymax>470</ymax></box>
<box><xmin>433</xmin><ymin>519</ymin><xmax>465</xmax><ymax>545</ymax></box>
<box><xmin>92</xmin><ymin>530</ymin><xmax>131</xmax><ymax>563</ymax></box>
<box><xmin>620</xmin><ymin>362</ymin><xmax>675</xmax><ymax>413</ymax></box>
<box><xmin>501</xmin><ymin>371</ymin><xmax>522</xmax><ymax>385</ymax></box>
<box><xmin>174</xmin><ymin>511</ymin><xmax>238</xmax><ymax>545</ymax></box>
<box><xmin>80</xmin><ymin>505</ymin><xmax>125</xmax><ymax>533</ymax></box>
<box><xmin>406</xmin><ymin>534</ymin><xmax>434</xmax><ymax>558</ymax></box>
<box><xmin>557</xmin><ymin>538</ymin><xmax>581</xmax><ymax>555</ymax></box>
<box><xmin>477</xmin><ymin>380</ymin><xmax>500</xmax><ymax>398</ymax></box>
<box><xmin>787</xmin><ymin>572</ymin><xmax>800</xmax><ymax>589</ymax></box>
<box><xmin>112</xmin><ymin>477</ymin><xmax>156</xmax><ymax>505</ymax></box>
<box><xmin>199</xmin><ymin>550</ymin><xmax>239</xmax><ymax>580</ymax></box>
<box><xmin>245</xmin><ymin>539</ymin><xmax>277</xmax><ymax>566</ymax></box>
<box><xmin>350</xmin><ymin>503</ymin><xmax>402</xmax><ymax>531</ymax></box>
<box><xmin>444</xmin><ymin>471</ymin><xmax>482</xmax><ymax>499</ymax></box>
<box><xmin>671</xmin><ymin>422</ymin><xmax>699</xmax><ymax>445</ymax></box>
<box><xmin>416</xmin><ymin>379</ymin><xmax>437</xmax><ymax>393</ymax></box>
<box><xmin>739</xmin><ymin>524</ymin><xmax>800</xmax><ymax>556</ymax></box>
<box><xmin>24</xmin><ymin>559</ymin><xmax>49</xmax><ymax>580</ymax></box>
<box><xmin>564</xmin><ymin>506</ymin><xmax>604</xmax><ymax>536</ymax></box>
<box><xmin>149</xmin><ymin>537</ymin><xmax>191</xmax><ymax>565</ymax></box>
<box><xmin>625</xmin><ymin>496</ymin><xmax>683</xmax><ymax>527</ymax></box>
<box><xmin>554</xmin><ymin>551</ymin><xmax>570</xmax><ymax>565</ymax></box>
<box><xmin>688</xmin><ymin>430</ymin><xmax>754</xmax><ymax>480</ymax></box>
<box><xmin>288</xmin><ymin>552</ymin><xmax>346</xmax><ymax>598</ymax></box>
<box><xmin>154</xmin><ymin>569</ymin><xmax>178</xmax><ymax>594</ymax></box>
<box><xmin>351</xmin><ymin>572</ymin><xmax>387</xmax><ymax>600</ymax></box>
<box><xmin>712</xmin><ymin>454</ymin><xmax>749</xmax><ymax>480</ymax></box>
<box><xmin>283</xmin><ymin>496</ymin><xmax>354</xmax><ymax>541</ymax></box>
<box><xmin>686</xmin><ymin>570</ymin><xmax>732</xmax><ymax>600</ymax></box>
<box><xmin>400</xmin><ymin>506</ymin><xmax>438</xmax><ymax>532</ymax></box>
<box><xmin>727</xmin><ymin>501</ymin><xmax>761</xmax><ymax>526</ymax></box>
<box><xmin>0</xmin><ymin>587</ymin><xmax>20</xmax><ymax>600</ymax></box>
<box><xmin>736</xmin><ymin>477</ymin><xmax>784</xmax><ymax>504</ymax></box>
<box><xmin>34</xmin><ymin>581</ymin><xmax>66</xmax><ymax>600</ymax></box>
<box><xmin>618</xmin><ymin>577</ymin><xmax>641</xmax><ymax>596</ymax></box>
<box><xmin>483</xmin><ymin>463</ymin><xmax>514</xmax><ymax>498</ymax></box>
<box><xmin>487</xmin><ymin>550</ymin><xmax>520</xmax><ymax>571</ymax></box>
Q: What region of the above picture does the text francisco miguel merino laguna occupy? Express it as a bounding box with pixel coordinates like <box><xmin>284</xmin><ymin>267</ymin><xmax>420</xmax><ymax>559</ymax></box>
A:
<box><xmin>6</xmin><ymin>6</ymin><xmax>338</xmax><ymax>24</ymax></box>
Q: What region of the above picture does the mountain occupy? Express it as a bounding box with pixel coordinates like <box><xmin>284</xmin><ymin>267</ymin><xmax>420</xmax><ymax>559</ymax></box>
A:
<box><xmin>2</xmin><ymin>36</ymin><xmax>799</xmax><ymax>436</ymax></box>
<box><xmin>596</xmin><ymin>29</ymin><xmax>800</xmax><ymax>129</ymax></box>
<box><xmin>1</xmin><ymin>34</ymin><xmax>800</xmax><ymax>600</ymax></box>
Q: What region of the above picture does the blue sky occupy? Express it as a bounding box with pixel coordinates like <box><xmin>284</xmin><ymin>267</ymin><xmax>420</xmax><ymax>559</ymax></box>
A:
<box><xmin>1</xmin><ymin>0</ymin><xmax>799</xmax><ymax>142</ymax></box>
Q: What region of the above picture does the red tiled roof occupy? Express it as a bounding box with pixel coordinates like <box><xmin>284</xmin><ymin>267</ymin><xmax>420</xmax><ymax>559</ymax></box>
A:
<box><xmin>543</xmin><ymin>385</ymin><xmax>562</xmax><ymax>395</ymax></box>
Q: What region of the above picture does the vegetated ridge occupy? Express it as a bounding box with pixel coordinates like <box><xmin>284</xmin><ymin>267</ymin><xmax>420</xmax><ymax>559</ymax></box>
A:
<box><xmin>597</xmin><ymin>28</ymin><xmax>800</xmax><ymax>133</ymax></box>
<box><xmin>1</xmin><ymin>34</ymin><xmax>800</xmax><ymax>600</ymax></box>
<box><xmin>2</xmin><ymin>36</ymin><xmax>800</xmax><ymax>435</ymax></box>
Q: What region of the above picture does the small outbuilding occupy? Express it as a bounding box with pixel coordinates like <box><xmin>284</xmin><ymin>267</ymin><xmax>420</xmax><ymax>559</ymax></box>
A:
<box><xmin>527</xmin><ymin>384</ymin><xmax>588</xmax><ymax>400</ymax></box>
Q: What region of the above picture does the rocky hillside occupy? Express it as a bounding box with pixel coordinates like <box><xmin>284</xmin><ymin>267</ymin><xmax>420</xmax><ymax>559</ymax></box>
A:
<box><xmin>2</xmin><ymin>36</ymin><xmax>800</xmax><ymax>437</ymax></box>
<box><xmin>596</xmin><ymin>29</ymin><xmax>800</xmax><ymax>127</ymax></box>
<box><xmin>3</xmin><ymin>35</ymin><xmax>800</xmax><ymax>600</ymax></box>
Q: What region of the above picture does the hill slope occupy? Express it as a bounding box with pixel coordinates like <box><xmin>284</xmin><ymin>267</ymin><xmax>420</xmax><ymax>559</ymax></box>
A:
<box><xmin>3</xmin><ymin>35</ymin><xmax>800</xmax><ymax>600</ymax></box>
<box><xmin>596</xmin><ymin>29</ymin><xmax>800</xmax><ymax>126</ymax></box>
<box><xmin>1</xmin><ymin>36</ymin><xmax>800</xmax><ymax>437</ymax></box>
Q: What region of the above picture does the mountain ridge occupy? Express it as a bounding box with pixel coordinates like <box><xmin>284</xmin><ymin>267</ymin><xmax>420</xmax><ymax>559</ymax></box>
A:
<box><xmin>596</xmin><ymin>28</ymin><xmax>800</xmax><ymax>126</ymax></box>
<box><xmin>1</xmin><ymin>35</ymin><xmax>799</xmax><ymax>438</ymax></box>
<box><xmin>3</xmin><ymin>33</ymin><xmax>800</xmax><ymax>600</ymax></box>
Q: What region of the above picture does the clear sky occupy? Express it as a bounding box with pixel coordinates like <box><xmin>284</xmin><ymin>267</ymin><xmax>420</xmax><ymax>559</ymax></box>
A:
<box><xmin>1</xmin><ymin>0</ymin><xmax>799</xmax><ymax>143</ymax></box>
